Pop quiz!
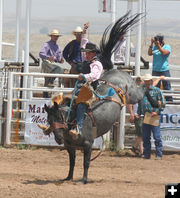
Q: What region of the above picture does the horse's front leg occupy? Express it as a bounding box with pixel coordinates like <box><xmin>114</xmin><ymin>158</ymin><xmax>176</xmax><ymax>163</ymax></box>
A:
<box><xmin>63</xmin><ymin>147</ymin><xmax>76</xmax><ymax>181</ymax></box>
<box><xmin>83</xmin><ymin>141</ymin><xmax>92</xmax><ymax>184</ymax></box>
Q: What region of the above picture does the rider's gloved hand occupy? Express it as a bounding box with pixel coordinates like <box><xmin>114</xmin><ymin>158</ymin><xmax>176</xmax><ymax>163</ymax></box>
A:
<box><xmin>78</xmin><ymin>73</ymin><xmax>86</xmax><ymax>81</ymax></box>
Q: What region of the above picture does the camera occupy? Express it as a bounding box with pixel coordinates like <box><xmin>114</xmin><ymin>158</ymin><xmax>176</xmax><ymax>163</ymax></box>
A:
<box><xmin>154</xmin><ymin>36</ymin><xmax>159</xmax><ymax>41</ymax></box>
<box><xmin>154</xmin><ymin>35</ymin><xmax>164</xmax><ymax>43</ymax></box>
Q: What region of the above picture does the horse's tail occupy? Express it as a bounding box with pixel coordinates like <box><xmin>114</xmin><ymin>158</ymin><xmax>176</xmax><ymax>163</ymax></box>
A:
<box><xmin>98</xmin><ymin>12</ymin><xmax>142</xmax><ymax>70</ymax></box>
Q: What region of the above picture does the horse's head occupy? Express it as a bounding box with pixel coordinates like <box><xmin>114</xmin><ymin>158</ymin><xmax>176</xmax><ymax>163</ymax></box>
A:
<box><xmin>44</xmin><ymin>102</ymin><xmax>67</xmax><ymax>145</ymax></box>
<box><xmin>44</xmin><ymin>102</ymin><xmax>64</xmax><ymax>126</ymax></box>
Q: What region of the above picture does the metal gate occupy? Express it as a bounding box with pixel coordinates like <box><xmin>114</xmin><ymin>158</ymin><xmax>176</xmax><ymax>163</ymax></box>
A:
<box><xmin>2</xmin><ymin>72</ymin><xmax>76</xmax><ymax>146</ymax></box>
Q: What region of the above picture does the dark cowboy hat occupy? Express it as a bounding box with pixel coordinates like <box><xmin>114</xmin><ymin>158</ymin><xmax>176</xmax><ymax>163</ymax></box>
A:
<box><xmin>81</xmin><ymin>43</ymin><xmax>100</xmax><ymax>53</ymax></box>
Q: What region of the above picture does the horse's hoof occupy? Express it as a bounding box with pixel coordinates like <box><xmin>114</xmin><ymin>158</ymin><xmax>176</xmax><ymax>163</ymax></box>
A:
<box><xmin>83</xmin><ymin>178</ymin><xmax>87</xmax><ymax>184</ymax></box>
<box><xmin>37</xmin><ymin>124</ymin><xmax>52</xmax><ymax>136</ymax></box>
<box><xmin>63</xmin><ymin>177</ymin><xmax>73</xmax><ymax>181</ymax></box>
<box><xmin>37</xmin><ymin>124</ymin><xmax>48</xmax><ymax>131</ymax></box>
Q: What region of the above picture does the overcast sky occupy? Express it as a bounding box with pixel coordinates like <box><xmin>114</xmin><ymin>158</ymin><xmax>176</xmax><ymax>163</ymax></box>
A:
<box><xmin>3</xmin><ymin>0</ymin><xmax>180</xmax><ymax>20</ymax></box>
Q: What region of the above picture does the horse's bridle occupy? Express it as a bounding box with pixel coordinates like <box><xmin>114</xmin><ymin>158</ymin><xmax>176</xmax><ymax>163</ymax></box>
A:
<box><xmin>51</xmin><ymin>122</ymin><xmax>68</xmax><ymax>130</ymax></box>
<box><xmin>50</xmin><ymin>108</ymin><xmax>68</xmax><ymax>130</ymax></box>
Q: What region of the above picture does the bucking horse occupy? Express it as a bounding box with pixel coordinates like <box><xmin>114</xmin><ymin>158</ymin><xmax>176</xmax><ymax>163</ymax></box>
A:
<box><xmin>43</xmin><ymin>13</ymin><xmax>146</xmax><ymax>184</ymax></box>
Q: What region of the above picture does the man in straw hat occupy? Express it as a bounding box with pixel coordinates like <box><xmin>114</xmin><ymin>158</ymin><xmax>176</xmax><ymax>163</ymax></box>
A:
<box><xmin>39</xmin><ymin>29</ymin><xmax>64</xmax><ymax>98</ymax></box>
<box><xmin>63</xmin><ymin>23</ymin><xmax>90</xmax><ymax>87</ymax></box>
<box><xmin>139</xmin><ymin>73</ymin><xmax>166</xmax><ymax>160</ymax></box>
<box><xmin>128</xmin><ymin>75</ymin><xmax>166</xmax><ymax>157</ymax></box>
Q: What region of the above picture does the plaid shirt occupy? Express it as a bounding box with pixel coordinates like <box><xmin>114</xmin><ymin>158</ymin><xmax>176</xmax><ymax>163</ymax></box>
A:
<box><xmin>138</xmin><ymin>86</ymin><xmax>166</xmax><ymax>115</ymax></box>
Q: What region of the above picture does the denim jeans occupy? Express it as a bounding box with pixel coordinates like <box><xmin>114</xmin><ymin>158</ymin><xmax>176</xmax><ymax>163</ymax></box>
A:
<box><xmin>142</xmin><ymin>123</ymin><xmax>163</xmax><ymax>158</ymax></box>
<box><xmin>76</xmin><ymin>103</ymin><xmax>88</xmax><ymax>132</ymax></box>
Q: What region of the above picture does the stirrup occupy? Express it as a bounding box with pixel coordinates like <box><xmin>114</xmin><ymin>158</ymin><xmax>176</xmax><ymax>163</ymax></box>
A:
<box><xmin>76</xmin><ymin>125</ymin><xmax>81</xmax><ymax>135</ymax></box>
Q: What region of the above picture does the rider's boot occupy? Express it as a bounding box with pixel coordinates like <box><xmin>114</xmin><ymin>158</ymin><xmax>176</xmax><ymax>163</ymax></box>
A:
<box><xmin>69</xmin><ymin>125</ymin><xmax>81</xmax><ymax>140</ymax></box>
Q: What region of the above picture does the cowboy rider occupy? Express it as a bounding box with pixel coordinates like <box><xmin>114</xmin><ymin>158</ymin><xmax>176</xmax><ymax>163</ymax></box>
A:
<box><xmin>69</xmin><ymin>25</ymin><xmax>103</xmax><ymax>139</ymax></box>
<box><xmin>38</xmin><ymin>24</ymin><xmax>104</xmax><ymax>139</ymax></box>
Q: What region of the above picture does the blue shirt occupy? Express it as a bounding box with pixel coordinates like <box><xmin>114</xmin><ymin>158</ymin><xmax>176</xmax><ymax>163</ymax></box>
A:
<box><xmin>152</xmin><ymin>44</ymin><xmax>171</xmax><ymax>72</ymax></box>
<box><xmin>63</xmin><ymin>40</ymin><xmax>82</xmax><ymax>63</ymax></box>
<box><xmin>138</xmin><ymin>86</ymin><xmax>166</xmax><ymax>115</ymax></box>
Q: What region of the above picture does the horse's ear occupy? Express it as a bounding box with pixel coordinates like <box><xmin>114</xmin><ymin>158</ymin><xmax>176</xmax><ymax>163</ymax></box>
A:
<box><xmin>44</xmin><ymin>104</ymin><xmax>49</xmax><ymax>113</ymax></box>
<box><xmin>54</xmin><ymin>102</ymin><xmax>59</xmax><ymax>110</ymax></box>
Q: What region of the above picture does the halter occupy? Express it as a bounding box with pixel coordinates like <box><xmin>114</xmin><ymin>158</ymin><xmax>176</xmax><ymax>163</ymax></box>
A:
<box><xmin>52</xmin><ymin>122</ymin><xmax>68</xmax><ymax>130</ymax></box>
<box><xmin>50</xmin><ymin>108</ymin><xmax>68</xmax><ymax>130</ymax></box>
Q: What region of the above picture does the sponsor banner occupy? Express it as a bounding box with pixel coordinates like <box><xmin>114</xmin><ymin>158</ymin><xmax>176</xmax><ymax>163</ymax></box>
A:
<box><xmin>24</xmin><ymin>100</ymin><xmax>59</xmax><ymax>146</ymax></box>
<box><xmin>98</xmin><ymin>0</ymin><xmax>112</xmax><ymax>13</ymax></box>
<box><xmin>152</xmin><ymin>105</ymin><xmax>180</xmax><ymax>150</ymax></box>
<box><xmin>24</xmin><ymin>100</ymin><xmax>103</xmax><ymax>148</ymax></box>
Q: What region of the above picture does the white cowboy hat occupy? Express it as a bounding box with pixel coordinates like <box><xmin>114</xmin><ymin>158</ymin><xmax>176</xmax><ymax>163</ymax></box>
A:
<box><xmin>48</xmin><ymin>29</ymin><xmax>62</xmax><ymax>36</ymax></box>
<box><xmin>72</xmin><ymin>26</ymin><xmax>83</xmax><ymax>35</ymax></box>
<box><xmin>143</xmin><ymin>73</ymin><xmax>153</xmax><ymax>81</ymax></box>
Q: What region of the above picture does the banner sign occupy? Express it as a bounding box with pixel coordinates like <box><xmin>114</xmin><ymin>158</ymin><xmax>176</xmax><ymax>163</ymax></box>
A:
<box><xmin>98</xmin><ymin>0</ymin><xmax>112</xmax><ymax>13</ymax></box>
<box><xmin>151</xmin><ymin>105</ymin><xmax>180</xmax><ymax>150</ymax></box>
<box><xmin>24</xmin><ymin>100</ymin><xmax>59</xmax><ymax>146</ymax></box>
<box><xmin>24</xmin><ymin>100</ymin><xmax>103</xmax><ymax>148</ymax></box>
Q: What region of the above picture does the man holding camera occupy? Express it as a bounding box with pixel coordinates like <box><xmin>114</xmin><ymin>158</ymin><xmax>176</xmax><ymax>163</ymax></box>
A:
<box><xmin>148</xmin><ymin>34</ymin><xmax>172</xmax><ymax>101</ymax></box>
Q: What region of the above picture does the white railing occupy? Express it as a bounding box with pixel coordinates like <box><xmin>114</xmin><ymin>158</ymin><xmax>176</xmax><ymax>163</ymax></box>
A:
<box><xmin>5</xmin><ymin>72</ymin><xmax>78</xmax><ymax>145</ymax></box>
<box><xmin>3</xmin><ymin>71</ymin><xmax>180</xmax><ymax>149</ymax></box>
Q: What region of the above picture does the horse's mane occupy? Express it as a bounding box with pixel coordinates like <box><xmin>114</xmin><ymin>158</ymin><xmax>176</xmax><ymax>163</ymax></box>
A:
<box><xmin>98</xmin><ymin>12</ymin><xmax>142</xmax><ymax>70</ymax></box>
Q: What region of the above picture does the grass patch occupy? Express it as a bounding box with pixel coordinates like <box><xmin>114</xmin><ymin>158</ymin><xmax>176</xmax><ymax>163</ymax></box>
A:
<box><xmin>15</xmin><ymin>144</ymin><xmax>37</xmax><ymax>150</ymax></box>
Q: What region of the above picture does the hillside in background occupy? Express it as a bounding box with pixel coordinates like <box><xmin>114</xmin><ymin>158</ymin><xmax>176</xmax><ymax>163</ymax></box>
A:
<box><xmin>2</xmin><ymin>33</ymin><xmax>180</xmax><ymax>67</ymax></box>
<box><xmin>3</xmin><ymin>16</ymin><xmax>180</xmax><ymax>38</ymax></box>
<box><xmin>2</xmin><ymin>16</ymin><xmax>180</xmax><ymax>72</ymax></box>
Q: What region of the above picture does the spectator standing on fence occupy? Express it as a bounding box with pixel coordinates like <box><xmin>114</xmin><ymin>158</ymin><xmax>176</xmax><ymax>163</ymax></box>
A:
<box><xmin>39</xmin><ymin>29</ymin><xmax>64</xmax><ymax>98</ymax></box>
<box><xmin>63</xmin><ymin>23</ymin><xmax>89</xmax><ymax>87</ymax></box>
<box><xmin>140</xmin><ymin>73</ymin><xmax>166</xmax><ymax>160</ymax></box>
<box><xmin>148</xmin><ymin>34</ymin><xmax>172</xmax><ymax>101</ymax></box>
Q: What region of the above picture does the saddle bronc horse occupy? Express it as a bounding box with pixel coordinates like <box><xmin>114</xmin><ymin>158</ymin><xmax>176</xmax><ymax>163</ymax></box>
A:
<box><xmin>44</xmin><ymin>13</ymin><xmax>145</xmax><ymax>184</ymax></box>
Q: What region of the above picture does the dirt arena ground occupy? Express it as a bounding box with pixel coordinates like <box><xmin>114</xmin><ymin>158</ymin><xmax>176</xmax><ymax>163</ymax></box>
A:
<box><xmin>0</xmin><ymin>147</ymin><xmax>180</xmax><ymax>198</ymax></box>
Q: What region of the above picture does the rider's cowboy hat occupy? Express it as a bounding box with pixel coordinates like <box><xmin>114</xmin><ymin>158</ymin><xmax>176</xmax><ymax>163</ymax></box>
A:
<box><xmin>48</xmin><ymin>29</ymin><xmax>62</xmax><ymax>37</ymax></box>
<box><xmin>72</xmin><ymin>26</ymin><xmax>83</xmax><ymax>35</ymax></box>
<box><xmin>81</xmin><ymin>43</ymin><xmax>100</xmax><ymax>53</ymax></box>
<box><xmin>143</xmin><ymin>73</ymin><xmax>153</xmax><ymax>81</ymax></box>
<box><xmin>51</xmin><ymin>92</ymin><xmax>63</xmax><ymax>105</ymax></box>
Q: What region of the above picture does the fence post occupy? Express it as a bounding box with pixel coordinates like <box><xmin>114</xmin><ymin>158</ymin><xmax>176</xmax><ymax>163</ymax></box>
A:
<box><xmin>5</xmin><ymin>72</ymin><xmax>13</xmax><ymax>145</ymax></box>
<box><xmin>0</xmin><ymin>83</ymin><xmax>2</xmax><ymax>144</ymax></box>
<box><xmin>118</xmin><ymin>106</ymin><xmax>126</xmax><ymax>150</ymax></box>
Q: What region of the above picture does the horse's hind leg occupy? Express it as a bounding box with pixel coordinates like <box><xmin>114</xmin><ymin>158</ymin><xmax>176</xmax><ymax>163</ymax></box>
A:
<box><xmin>64</xmin><ymin>148</ymin><xmax>76</xmax><ymax>181</ymax></box>
<box><xmin>83</xmin><ymin>142</ymin><xmax>92</xmax><ymax>184</ymax></box>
